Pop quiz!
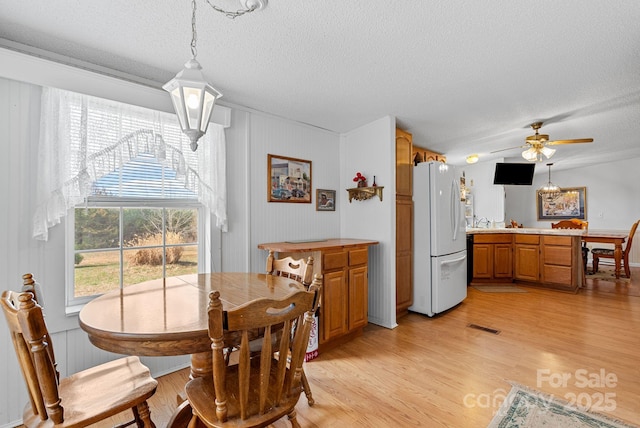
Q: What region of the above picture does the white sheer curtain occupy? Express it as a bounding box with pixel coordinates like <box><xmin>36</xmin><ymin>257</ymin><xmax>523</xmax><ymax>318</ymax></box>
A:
<box><xmin>33</xmin><ymin>87</ymin><xmax>227</xmax><ymax>241</ymax></box>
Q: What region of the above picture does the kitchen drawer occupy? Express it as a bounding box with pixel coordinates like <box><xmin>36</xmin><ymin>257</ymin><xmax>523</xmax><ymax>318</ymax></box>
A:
<box><xmin>544</xmin><ymin>246</ymin><xmax>573</xmax><ymax>266</ymax></box>
<box><xmin>473</xmin><ymin>234</ymin><xmax>513</xmax><ymax>244</ymax></box>
<box><xmin>544</xmin><ymin>265</ymin><xmax>572</xmax><ymax>285</ymax></box>
<box><xmin>349</xmin><ymin>248</ymin><xmax>369</xmax><ymax>266</ymax></box>
<box><xmin>543</xmin><ymin>235</ymin><xmax>572</xmax><ymax>246</ymax></box>
<box><xmin>323</xmin><ymin>251</ymin><xmax>348</xmax><ymax>271</ymax></box>
<box><xmin>515</xmin><ymin>234</ymin><xmax>539</xmax><ymax>244</ymax></box>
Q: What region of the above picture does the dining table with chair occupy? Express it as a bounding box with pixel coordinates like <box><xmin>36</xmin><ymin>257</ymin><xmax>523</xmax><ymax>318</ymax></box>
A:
<box><xmin>581</xmin><ymin>231</ymin><xmax>629</xmax><ymax>279</ymax></box>
<box><xmin>78</xmin><ymin>272</ymin><xmax>315</xmax><ymax>427</ymax></box>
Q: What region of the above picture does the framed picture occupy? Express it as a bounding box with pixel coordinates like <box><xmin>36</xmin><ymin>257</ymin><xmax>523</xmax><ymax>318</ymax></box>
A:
<box><xmin>267</xmin><ymin>154</ymin><xmax>312</xmax><ymax>203</ymax></box>
<box><xmin>537</xmin><ymin>187</ymin><xmax>586</xmax><ymax>220</ymax></box>
<box><xmin>316</xmin><ymin>189</ymin><xmax>336</xmax><ymax>211</ymax></box>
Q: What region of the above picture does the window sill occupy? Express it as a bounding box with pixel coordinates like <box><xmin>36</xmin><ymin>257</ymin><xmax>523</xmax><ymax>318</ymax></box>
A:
<box><xmin>65</xmin><ymin>304</ymin><xmax>85</xmax><ymax>316</ymax></box>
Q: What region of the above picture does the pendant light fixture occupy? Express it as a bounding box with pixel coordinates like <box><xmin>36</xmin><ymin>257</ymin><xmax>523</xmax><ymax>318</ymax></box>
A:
<box><xmin>163</xmin><ymin>0</ymin><xmax>222</xmax><ymax>151</ymax></box>
<box><xmin>538</xmin><ymin>163</ymin><xmax>561</xmax><ymax>202</ymax></box>
<box><xmin>163</xmin><ymin>1</ymin><xmax>267</xmax><ymax>151</ymax></box>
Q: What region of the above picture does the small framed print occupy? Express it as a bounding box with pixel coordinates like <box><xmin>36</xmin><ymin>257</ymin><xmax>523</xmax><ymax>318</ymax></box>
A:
<box><xmin>316</xmin><ymin>189</ymin><xmax>335</xmax><ymax>211</ymax></box>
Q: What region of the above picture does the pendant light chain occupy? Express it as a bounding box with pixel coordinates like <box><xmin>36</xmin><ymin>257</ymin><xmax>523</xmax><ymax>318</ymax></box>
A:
<box><xmin>164</xmin><ymin>0</ymin><xmax>265</xmax><ymax>150</ymax></box>
<box><xmin>190</xmin><ymin>0</ymin><xmax>198</xmax><ymax>59</ymax></box>
<box><xmin>204</xmin><ymin>0</ymin><xmax>258</xmax><ymax>19</ymax></box>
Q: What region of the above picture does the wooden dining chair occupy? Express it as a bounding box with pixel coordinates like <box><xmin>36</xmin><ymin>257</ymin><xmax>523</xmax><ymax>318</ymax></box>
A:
<box><xmin>551</xmin><ymin>219</ymin><xmax>590</xmax><ymax>275</ymax></box>
<box><xmin>1</xmin><ymin>288</ymin><xmax>158</xmax><ymax>427</ymax></box>
<box><xmin>185</xmin><ymin>282</ymin><xmax>321</xmax><ymax>428</ymax></box>
<box><xmin>265</xmin><ymin>250</ymin><xmax>317</xmax><ymax>405</ymax></box>
<box><xmin>592</xmin><ymin>219</ymin><xmax>639</xmax><ymax>278</ymax></box>
<box><xmin>266</xmin><ymin>250</ymin><xmax>314</xmax><ymax>286</ymax></box>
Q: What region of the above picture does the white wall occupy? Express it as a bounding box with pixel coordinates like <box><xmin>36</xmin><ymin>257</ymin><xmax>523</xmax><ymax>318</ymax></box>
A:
<box><xmin>247</xmin><ymin>113</ymin><xmax>342</xmax><ymax>273</ymax></box>
<box><xmin>462</xmin><ymin>157</ymin><xmax>640</xmax><ymax>234</ymax></box>
<box><xmin>504</xmin><ymin>160</ymin><xmax>640</xmax><ymax>232</ymax></box>
<box><xmin>340</xmin><ymin>116</ymin><xmax>397</xmax><ymax>329</ymax></box>
<box><xmin>460</xmin><ymin>159</ymin><xmax>506</xmax><ymax>225</ymax></box>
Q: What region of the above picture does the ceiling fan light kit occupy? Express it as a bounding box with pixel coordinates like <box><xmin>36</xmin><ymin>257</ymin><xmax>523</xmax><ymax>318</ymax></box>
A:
<box><xmin>522</xmin><ymin>145</ymin><xmax>555</xmax><ymax>162</ymax></box>
<box><xmin>494</xmin><ymin>121</ymin><xmax>594</xmax><ymax>162</ymax></box>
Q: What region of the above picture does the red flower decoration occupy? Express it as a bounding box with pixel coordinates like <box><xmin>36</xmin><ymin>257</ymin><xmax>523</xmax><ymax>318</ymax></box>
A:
<box><xmin>352</xmin><ymin>172</ymin><xmax>367</xmax><ymax>182</ymax></box>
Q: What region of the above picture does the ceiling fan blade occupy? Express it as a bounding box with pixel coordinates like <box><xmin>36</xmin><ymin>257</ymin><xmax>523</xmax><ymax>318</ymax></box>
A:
<box><xmin>547</xmin><ymin>138</ymin><xmax>594</xmax><ymax>145</ymax></box>
<box><xmin>490</xmin><ymin>146</ymin><xmax>523</xmax><ymax>154</ymax></box>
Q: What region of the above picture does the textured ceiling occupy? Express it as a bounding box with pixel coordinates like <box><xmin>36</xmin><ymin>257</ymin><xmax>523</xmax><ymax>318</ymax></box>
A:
<box><xmin>1</xmin><ymin>0</ymin><xmax>639</xmax><ymax>172</ymax></box>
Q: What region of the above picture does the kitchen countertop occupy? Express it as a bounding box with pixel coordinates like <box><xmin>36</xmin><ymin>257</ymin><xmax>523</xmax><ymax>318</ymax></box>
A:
<box><xmin>257</xmin><ymin>238</ymin><xmax>379</xmax><ymax>252</ymax></box>
<box><xmin>466</xmin><ymin>227</ymin><xmax>585</xmax><ymax>236</ymax></box>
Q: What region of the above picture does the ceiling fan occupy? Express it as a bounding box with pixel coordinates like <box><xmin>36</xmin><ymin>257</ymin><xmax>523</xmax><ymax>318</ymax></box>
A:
<box><xmin>492</xmin><ymin>122</ymin><xmax>594</xmax><ymax>161</ymax></box>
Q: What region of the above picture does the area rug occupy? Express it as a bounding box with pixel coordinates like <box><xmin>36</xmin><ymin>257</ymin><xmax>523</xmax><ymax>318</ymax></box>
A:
<box><xmin>586</xmin><ymin>267</ymin><xmax>631</xmax><ymax>283</ymax></box>
<box><xmin>488</xmin><ymin>383</ymin><xmax>638</xmax><ymax>428</ymax></box>
<box><xmin>473</xmin><ymin>285</ymin><xmax>527</xmax><ymax>293</ymax></box>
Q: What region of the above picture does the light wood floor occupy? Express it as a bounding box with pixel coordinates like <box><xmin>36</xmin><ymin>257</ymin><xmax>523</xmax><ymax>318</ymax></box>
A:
<box><xmin>95</xmin><ymin>266</ymin><xmax>640</xmax><ymax>427</ymax></box>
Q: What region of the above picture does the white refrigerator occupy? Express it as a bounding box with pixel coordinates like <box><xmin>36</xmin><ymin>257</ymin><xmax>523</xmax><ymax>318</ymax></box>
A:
<box><xmin>409</xmin><ymin>162</ymin><xmax>467</xmax><ymax>317</ymax></box>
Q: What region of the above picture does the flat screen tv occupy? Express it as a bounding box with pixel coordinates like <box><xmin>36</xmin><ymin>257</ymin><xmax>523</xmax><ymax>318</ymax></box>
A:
<box><xmin>493</xmin><ymin>163</ymin><xmax>535</xmax><ymax>185</ymax></box>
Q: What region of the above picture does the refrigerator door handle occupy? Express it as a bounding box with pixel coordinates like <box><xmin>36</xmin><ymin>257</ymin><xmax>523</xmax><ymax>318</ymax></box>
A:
<box><xmin>450</xmin><ymin>179</ymin><xmax>460</xmax><ymax>241</ymax></box>
<box><xmin>440</xmin><ymin>255</ymin><xmax>467</xmax><ymax>265</ymax></box>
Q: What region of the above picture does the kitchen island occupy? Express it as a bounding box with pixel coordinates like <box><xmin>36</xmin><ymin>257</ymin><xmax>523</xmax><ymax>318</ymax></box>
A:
<box><xmin>467</xmin><ymin>228</ymin><xmax>585</xmax><ymax>292</ymax></box>
<box><xmin>258</xmin><ymin>238</ymin><xmax>378</xmax><ymax>351</ymax></box>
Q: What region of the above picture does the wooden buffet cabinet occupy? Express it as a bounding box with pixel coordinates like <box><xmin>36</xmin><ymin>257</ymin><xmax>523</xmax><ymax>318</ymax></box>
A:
<box><xmin>257</xmin><ymin>239</ymin><xmax>378</xmax><ymax>351</ymax></box>
<box><xmin>469</xmin><ymin>229</ymin><xmax>584</xmax><ymax>292</ymax></box>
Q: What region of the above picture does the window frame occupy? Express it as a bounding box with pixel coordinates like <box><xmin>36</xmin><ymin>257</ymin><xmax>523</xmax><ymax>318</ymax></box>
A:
<box><xmin>66</xmin><ymin>197</ymin><xmax>207</xmax><ymax>311</ymax></box>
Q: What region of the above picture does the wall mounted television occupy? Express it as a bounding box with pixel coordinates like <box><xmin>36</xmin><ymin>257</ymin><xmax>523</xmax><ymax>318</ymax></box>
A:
<box><xmin>493</xmin><ymin>162</ymin><xmax>535</xmax><ymax>185</ymax></box>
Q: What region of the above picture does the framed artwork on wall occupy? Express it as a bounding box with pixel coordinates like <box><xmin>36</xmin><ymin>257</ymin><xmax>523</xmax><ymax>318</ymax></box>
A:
<box><xmin>267</xmin><ymin>154</ymin><xmax>312</xmax><ymax>203</ymax></box>
<box><xmin>316</xmin><ymin>189</ymin><xmax>336</xmax><ymax>211</ymax></box>
<box><xmin>537</xmin><ymin>187</ymin><xmax>586</xmax><ymax>220</ymax></box>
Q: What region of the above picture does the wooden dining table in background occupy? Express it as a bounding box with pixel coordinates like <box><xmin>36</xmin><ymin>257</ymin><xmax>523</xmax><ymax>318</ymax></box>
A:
<box><xmin>581</xmin><ymin>231</ymin><xmax>628</xmax><ymax>278</ymax></box>
<box><xmin>79</xmin><ymin>272</ymin><xmax>305</xmax><ymax>426</ymax></box>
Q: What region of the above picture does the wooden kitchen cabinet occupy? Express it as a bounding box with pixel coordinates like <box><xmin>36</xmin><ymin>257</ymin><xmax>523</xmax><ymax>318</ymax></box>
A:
<box><xmin>322</xmin><ymin>269</ymin><xmax>348</xmax><ymax>341</ymax></box>
<box><xmin>257</xmin><ymin>239</ymin><xmax>378</xmax><ymax>351</ymax></box>
<box><xmin>321</xmin><ymin>247</ymin><xmax>369</xmax><ymax>344</ymax></box>
<box><xmin>395</xmin><ymin>128</ymin><xmax>413</xmax><ymax>318</ymax></box>
<box><xmin>514</xmin><ymin>234</ymin><xmax>540</xmax><ymax>282</ymax></box>
<box><xmin>395</xmin><ymin>197</ymin><xmax>413</xmax><ymax>316</ymax></box>
<box><xmin>469</xmin><ymin>231</ymin><xmax>582</xmax><ymax>291</ymax></box>
<box><xmin>396</xmin><ymin>128</ymin><xmax>413</xmax><ymax>197</ymax></box>
<box><xmin>348</xmin><ymin>265</ymin><xmax>369</xmax><ymax>330</ymax></box>
<box><xmin>542</xmin><ymin>235</ymin><xmax>577</xmax><ymax>290</ymax></box>
<box><xmin>472</xmin><ymin>234</ymin><xmax>513</xmax><ymax>282</ymax></box>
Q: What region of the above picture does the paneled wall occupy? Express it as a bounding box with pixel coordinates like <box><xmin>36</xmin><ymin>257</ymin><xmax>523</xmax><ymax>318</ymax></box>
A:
<box><xmin>340</xmin><ymin>117</ymin><xmax>397</xmax><ymax>328</ymax></box>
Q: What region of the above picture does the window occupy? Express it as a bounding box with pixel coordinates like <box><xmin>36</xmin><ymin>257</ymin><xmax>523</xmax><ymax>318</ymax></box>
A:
<box><xmin>35</xmin><ymin>88</ymin><xmax>226</xmax><ymax>307</ymax></box>
<box><xmin>73</xmin><ymin>203</ymin><xmax>201</xmax><ymax>300</ymax></box>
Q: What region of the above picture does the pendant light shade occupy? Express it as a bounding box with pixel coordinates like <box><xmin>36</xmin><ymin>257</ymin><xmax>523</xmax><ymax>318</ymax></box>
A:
<box><xmin>538</xmin><ymin>163</ymin><xmax>561</xmax><ymax>201</ymax></box>
<box><xmin>164</xmin><ymin>0</ymin><xmax>266</xmax><ymax>150</ymax></box>
<box><xmin>163</xmin><ymin>59</ymin><xmax>222</xmax><ymax>151</ymax></box>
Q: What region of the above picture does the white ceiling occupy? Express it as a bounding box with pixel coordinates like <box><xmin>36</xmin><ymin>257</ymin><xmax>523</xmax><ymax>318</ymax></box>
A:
<box><xmin>1</xmin><ymin>0</ymin><xmax>639</xmax><ymax>173</ymax></box>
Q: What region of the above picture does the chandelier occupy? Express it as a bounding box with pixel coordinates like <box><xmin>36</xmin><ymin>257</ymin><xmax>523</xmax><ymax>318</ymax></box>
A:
<box><xmin>538</xmin><ymin>163</ymin><xmax>561</xmax><ymax>202</ymax></box>
<box><xmin>163</xmin><ymin>0</ymin><xmax>268</xmax><ymax>151</ymax></box>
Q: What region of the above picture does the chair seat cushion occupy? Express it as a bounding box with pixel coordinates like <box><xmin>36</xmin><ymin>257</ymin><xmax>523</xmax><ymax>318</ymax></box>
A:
<box><xmin>591</xmin><ymin>248</ymin><xmax>615</xmax><ymax>256</ymax></box>
<box><xmin>23</xmin><ymin>356</ymin><xmax>157</xmax><ymax>428</ymax></box>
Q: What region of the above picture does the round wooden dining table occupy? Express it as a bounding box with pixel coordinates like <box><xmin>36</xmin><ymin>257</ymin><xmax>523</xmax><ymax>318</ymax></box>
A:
<box><xmin>79</xmin><ymin>272</ymin><xmax>305</xmax><ymax>426</ymax></box>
